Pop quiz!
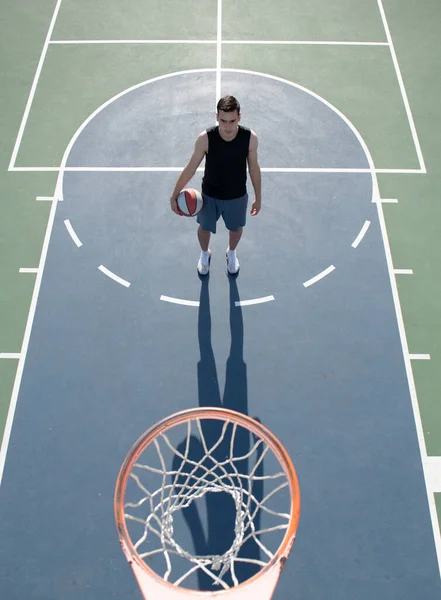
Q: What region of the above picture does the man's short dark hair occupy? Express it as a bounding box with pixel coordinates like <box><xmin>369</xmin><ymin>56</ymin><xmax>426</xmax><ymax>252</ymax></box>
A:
<box><xmin>217</xmin><ymin>95</ymin><xmax>240</xmax><ymax>114</ymax></box>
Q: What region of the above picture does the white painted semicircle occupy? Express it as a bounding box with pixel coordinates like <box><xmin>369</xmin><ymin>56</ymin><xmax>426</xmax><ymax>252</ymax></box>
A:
<box><xmin>56</xmin><ymin>67</ymin><xmax>379</xmax><ymax>204</ymax></box>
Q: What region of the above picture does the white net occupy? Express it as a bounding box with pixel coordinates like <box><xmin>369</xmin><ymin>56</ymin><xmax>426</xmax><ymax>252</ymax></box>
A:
<box><xmin>122</xmin><ymin>416</ymin><xmax>293</xmax><ymax>591</ymax></box>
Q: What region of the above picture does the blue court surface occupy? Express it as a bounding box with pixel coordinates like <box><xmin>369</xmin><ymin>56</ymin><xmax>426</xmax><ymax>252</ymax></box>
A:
<box><xmin>0</xmin><ymin>71</ymin><xmax>440</xmax><ymax>599</ymax></box>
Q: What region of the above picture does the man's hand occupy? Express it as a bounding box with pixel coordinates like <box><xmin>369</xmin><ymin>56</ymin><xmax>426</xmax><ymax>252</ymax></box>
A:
<box><xmin>170</xmin><ymin>196</ymin><xmax>182</xmax><ymax>215</ymax></box>
<box><xmin>250</xmin><ymin>199</ymin><xmax>261</xmax><ymax>216</ymax></box>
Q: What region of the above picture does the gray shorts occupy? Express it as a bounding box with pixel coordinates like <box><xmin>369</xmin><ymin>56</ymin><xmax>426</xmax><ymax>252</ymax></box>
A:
<box><xmin>197</xmin><ymin>194</ymin><xmax>248</xmax><ymax>233</ymax></box>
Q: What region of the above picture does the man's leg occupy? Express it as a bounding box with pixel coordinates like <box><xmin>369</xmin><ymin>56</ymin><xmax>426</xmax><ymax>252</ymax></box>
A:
<box><xmin>226</xmin><ymin>229</ymin><xmax>241</xmax><ymax>274</ymax></box>
<box><xmin>223</xmin><ymin>195</ymin><xmax>248</xmax><ymax>275</ymax></box>
<box><xmin>197</xmin><ymin>226</ymin><xmax>212</xmax><ymax>275</ymax></box>
<box><xmin>198</xmin><ymin>225</ymin><xmax>211</xmax><ymax>251</ymax></box>
<box><xmin>228</xmin><ymin>227</ymin><xmax>243</xmax><ymax>251</ymax></box>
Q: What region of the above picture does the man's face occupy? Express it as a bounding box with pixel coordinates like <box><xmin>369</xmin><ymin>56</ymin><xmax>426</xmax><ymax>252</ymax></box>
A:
<box><xmin>216</xmin><ymin>109</ymin><xmax>241</xmax><ymax>140</ymax></box>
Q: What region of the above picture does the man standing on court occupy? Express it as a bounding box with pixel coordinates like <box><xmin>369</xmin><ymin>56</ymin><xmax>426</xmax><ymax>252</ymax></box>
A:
<box><xmin>170</xmin><ymin>96</ymin><xmax>261</xmax><ymax>275</ymax></box>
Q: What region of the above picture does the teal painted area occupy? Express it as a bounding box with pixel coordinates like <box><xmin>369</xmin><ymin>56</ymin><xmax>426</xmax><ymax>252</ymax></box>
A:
<box><xmin>16</xmin><ymin>44</ymin><xmax>215</xmax><ymax>167</ymax></box>
<box><xmin>223</xmin><ymin>44</ymin><xmax>418</xmax><ymax>168</ymax></box>
<box><xmin>53</xmin><ymin>0</ymin><xmax>217</xmax><ymax>40</ymax></box>
<box><xmin>222</xmin><ymin>0</ymin><xmax>386</xmax><ymax>41</ymax></box>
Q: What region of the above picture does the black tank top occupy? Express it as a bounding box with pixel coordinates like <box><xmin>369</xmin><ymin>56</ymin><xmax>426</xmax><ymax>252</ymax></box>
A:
<box><xmin>202</xmin><ymin>125</ymin><xmax>251</xmax><ymax>200</ymax></box>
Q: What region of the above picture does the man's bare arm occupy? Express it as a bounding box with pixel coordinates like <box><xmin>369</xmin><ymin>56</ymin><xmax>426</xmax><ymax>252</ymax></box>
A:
<box><xmin>170</xmin><ymin>132</ymin><xmax>208</xmax><ymax>213</ymax></box>
<box><xmin>248</xmin><ymin>131</ymin><xmax>261</xmax><ymax>215</ymax></box>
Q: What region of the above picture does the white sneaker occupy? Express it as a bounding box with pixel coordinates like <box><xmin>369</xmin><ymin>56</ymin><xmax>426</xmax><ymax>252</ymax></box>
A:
<box><xmin>197</xmin><ymin>249</ymin><xmax>211</xmax><ymax>275</ymax></box>
<box><xmin>226</xmin><ymin>248</ymin><xmax>240</xmax><ymax>274</ymax></box>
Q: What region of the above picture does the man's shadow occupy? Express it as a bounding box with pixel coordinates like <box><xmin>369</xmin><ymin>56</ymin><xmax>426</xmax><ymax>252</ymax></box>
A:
<box><xmin>172</xmin><ymin>275</ymin><xmax>264</xmax><ymax>590</ymax></box>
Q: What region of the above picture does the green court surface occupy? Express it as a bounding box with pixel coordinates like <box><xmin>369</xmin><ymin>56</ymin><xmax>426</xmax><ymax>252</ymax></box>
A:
<box><xmin>1</xmin><ymin>0</ymin><xmax>440</xmax><ymax>590</ymax></box>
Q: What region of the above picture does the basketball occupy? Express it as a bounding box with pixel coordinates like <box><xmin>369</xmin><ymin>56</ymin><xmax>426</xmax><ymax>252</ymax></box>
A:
<box><xmin>177</xmin><ymin>188</ymin><xmax>203</xmax><ymax>217</ymax></box>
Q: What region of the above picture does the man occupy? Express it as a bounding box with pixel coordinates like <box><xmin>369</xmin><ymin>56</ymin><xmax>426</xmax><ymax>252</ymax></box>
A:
<box><xmin>170</xmin><ymin>95</ymin><xmax>261</xmax><ymax>275</ymax></box>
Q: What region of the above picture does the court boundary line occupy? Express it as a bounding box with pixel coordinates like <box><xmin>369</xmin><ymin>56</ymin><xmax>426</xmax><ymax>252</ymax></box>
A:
<box><xmin>0</xmin><ymin>198</ymin><xmax>59</xmax><ymax>485</ymax></box>
<box><xmin>2</xmin><ymin>67</ymin><xmax>439</xmax><ymax>575</ymax></box>
<box><xmin>376</xmin><ymin>202</ymin><xmax>441</xmax><ymax>571</ymax></box>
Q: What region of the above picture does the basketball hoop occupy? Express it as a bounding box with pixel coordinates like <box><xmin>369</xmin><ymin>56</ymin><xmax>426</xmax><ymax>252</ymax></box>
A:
<box><xmin>114</xmin><ymin>407</ymin><xmax>300</xmax><ymax>598</ymax></box>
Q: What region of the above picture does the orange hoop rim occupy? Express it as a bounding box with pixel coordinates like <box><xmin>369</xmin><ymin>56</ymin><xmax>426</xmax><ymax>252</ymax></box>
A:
<box><xmin>114</xmin><ymin>407</ymin><xmax>301</xmax><ymax>596</ymax></box>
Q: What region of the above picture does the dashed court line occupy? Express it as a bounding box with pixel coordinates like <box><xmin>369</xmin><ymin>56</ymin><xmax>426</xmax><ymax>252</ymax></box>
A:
<box><xmin>98</xmin><ymin>265</ymin><xmax>131</xmax><ymax>288</ymax></box>
<box><xmin>351</xmin><ymin>220</ymin><xmax>371</xmax><ymax>248</ymax></box>
<box><xmin>160</xmin><ymin>295</ymin><xmax>199</xmax><ymax>307</ymax></box>
<box><xmin>394</xmin><ymin>269</ymin><xmax>413</xmax><ymax>275</ymax></box>
<box><xmin>159</xmin><ymin>295</ymin><xmax>276</xmax><ymax>308</ymax></box>
<box><xmin>235</xmin><ymin>295</ymin><xmax>275</xmax><ymax>307</ymax></box>
<box><xmin>19</xmin><ymin>268</ymin><xmax>38</xmax><ymax>274</ymax></box>
<box><xmin>0</xmin><ymin>354</ymin><xmax>21</xmax><ymax>360</ymax></box>
<box><xmin>303</xmin><ymin>265</ymin><xmax>335</xmax><ymax>288</ymax></box>
<box><xmin>409</xmin><ymin>354</ymin><xmax>431</xmax><ymax>360</ymax></box>
<box><xmin>64</xmin><ymin>219</ymin><xmax>82</xmax><ymax>247</ymax></box>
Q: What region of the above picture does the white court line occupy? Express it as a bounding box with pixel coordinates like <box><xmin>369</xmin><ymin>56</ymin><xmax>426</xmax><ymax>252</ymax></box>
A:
<box><xmin>19</xmin><ymin>268</ymin><xmax>39</xmax><ymax>274</ymax></box>
<box><xmin>376</xmin><ymin>169</ymin><xmax>424</xmax><ymax>174</ymax></box>
<box><xmin>379</xmin><ymin>198</ymin><xmax>399</xmax><ymax>203</ymax></box>
<box><xmin>223</xmin><ymin>40</ymin><xmax>388</xmax><ymax>46</ymax></box>
<box><xmin>160</xmin><ymin>295</ymin><xmax>199</xmax><ymax>307</ymax></box>
<box><xmin>49</xmin><ymin>39</ymin><xmax>388</xmax><ymax>46</ymax></box>
<box><xmin>235</xmin><ymin>296</ymin><xmax>275</xmax><ymax>307</ymax></box>
<box><xmin>351</xmin><ymin>220</ymin><xmax>371</xmax><ymax>248</ymax></box>
<box><xmin>376</xmin><ymin>0</ymin><xmax>426</xmax><ymax>173</ymax></box>
<box><xmin>9</xmin><ymin>166</ymin><xmax>427</xmax><ymax>174</ymax></box>
<box><xmin>0</xmin><ymin>197</ymin><xmax>59</xmax><ymax>485</ymax></box>
<box><xmin>0</xmin><ymin>354</ymin><xmax>21</xmax><ymax>359</ymax></box>
<box><xmin>216</xmin><ymin>0</ymin><xmax>222</xmax><ymax>101</ymax></box>
<box><xmin>8</xmin><ymin>0</ymin><xmax>63</xmax><ymax>170</ymax></box>
<box><xmin>50</xmin><ymin>39</ymin><xmax>217</xmax><ymax>44</ymax></box>
<box><xmin>376</xmin><ymin>201</ymin><xmax>441</xmax><ymax>572</ymax></box>
<box><xmin>11</xmin><ymin>167</ymin><xmax>60</xmax><ymax>172</ymax></box>
<box><xmin>98</xmin><ymin>265</ymin><xmax>131</xmax><ymax>288</ymax></box>
<box><xmin>409</xmin><ymin>354</ymin><xmax>431</xmax><ymax>360</ymax></box>
<box><xmin>36</xmin><ymin>196</ymin><xmax>56</xmax><ymax>201</ymax></box>
<box><xmin>394</xmin><ymin>269</ymin><xmax>413</xmax><ymax>275</ymax></box>
<box><xmin>303</xmin><ymin>265</ymin><xmax>335</xmax><ymax>288</ymax></box>
<box><xmin>64</xmin><ymin>219</ymin><xmax>82</xmax><ymax>247</ymax></box>
<box><xmin>424</xmin><ymin>458</ymin><xmax>441</xmax><ymax>494</ymax></box>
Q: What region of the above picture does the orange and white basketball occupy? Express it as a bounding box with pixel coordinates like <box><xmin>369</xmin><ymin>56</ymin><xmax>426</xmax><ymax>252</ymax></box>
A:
<box><xmin>177</xmin><ymin>188</ymin><xmax>203</xmax><ymax>217</ymax></box>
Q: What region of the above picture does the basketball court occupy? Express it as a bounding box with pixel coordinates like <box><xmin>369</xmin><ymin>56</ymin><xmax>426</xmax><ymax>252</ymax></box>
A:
<box><xmin>1</xmin><ymin>1</ymin><xmax>441</xmax><ymax>598</ymax></box>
